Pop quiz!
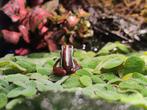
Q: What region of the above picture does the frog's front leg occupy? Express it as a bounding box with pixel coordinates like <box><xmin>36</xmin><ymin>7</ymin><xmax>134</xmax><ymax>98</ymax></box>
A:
<box><xmin>53</xmin><ymin>59</ymin><xmax>67</xmax><ymax>76</ymax></box>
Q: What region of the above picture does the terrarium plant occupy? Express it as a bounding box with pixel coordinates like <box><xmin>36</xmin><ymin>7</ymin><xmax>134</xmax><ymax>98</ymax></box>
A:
<box><xmin>0</xmin><ymin>0</ymin><xmax>93</xmax><ymax>55</ymax></box>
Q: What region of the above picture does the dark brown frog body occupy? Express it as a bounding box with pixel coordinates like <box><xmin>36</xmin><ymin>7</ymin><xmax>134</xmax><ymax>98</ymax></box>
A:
<box><xmin>53</xmin><ymin>45</ymin><xmax>81</xmax><ymax>76</ymax></box>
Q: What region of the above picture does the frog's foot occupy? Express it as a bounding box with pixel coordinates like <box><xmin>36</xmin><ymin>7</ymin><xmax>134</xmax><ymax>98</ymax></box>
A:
<box><xmin>70</xmin><ymin>59</ymin><xmax>82</xmax><ymax>73</ymax></box>
<box><xmin>53</xmin><ymin>59</ymin><xmax>67</xmax><ymax>76</ymax></box>
<box><xmin>53</xmin><ymin>67</ymin><xmax>67</xmax><ymax>76</ymax></box>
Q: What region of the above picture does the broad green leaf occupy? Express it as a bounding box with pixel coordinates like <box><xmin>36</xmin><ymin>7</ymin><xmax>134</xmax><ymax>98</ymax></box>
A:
<box><xmin>102</xmin><ymin>56</ymin><xmax>125</xmax><ymax>69</ymax></box>
<box><xmin>100</xmin><ymin>73</ymin><xmax>118</xmax><ymax>81</ymax></box>
<box><xmin>27</xmin><ymin>52</ymin><xmax>50</xmax><ymax>58</ymax></box>
<box><xmin>120</xmin><ymin>92</ymin><xmax>146</xmax><ymax>105</ymax></box>
<box><xmin>132</xmin><ymin>72</ymin><xmax>147</xmax><ymax>83</ymax></box>
<box><xmin>7</xmin><ymin>87</ymin><xmax>24</xmax><ymax>98</ymax></box>
<box><xmin>98</xmin><ymin>42</ymin><xmax>130</xmax><ymax>55</ymax></box>
<box><xmin>56</xmin><ymin>76</ymin><xmax>69</xmax><ymax>85</ymax></box>
<box><xmin>94</xmin><ymin>54</ymin><xmax>126</xmax><ymax>72</ymax></box>
<box><xmin>98</xmin><ymin>42</ymin><xmax>117</xmax><ymax>55</ymax></box>
<box><xmin>30</xmin><ymin>73</ymin><xmax>48</xmax><ymax>80</ymax></box>
<box><xmin>36</xmin><ymin>66</ymin><xmax>51</xmax><ymax>76</ymax></box>
<box><xmin>0</xmin><ymin>79</ymin><xmax>9</xmax><ymax>88</ymax></box>
<box><xmin>123</xmin><ymin>56</ymin><xmax>145</xmax><ymax>74</ymax></box>
<box><xmin>119</xmin><ymin>80</ymin><xmax>143</xmax><ymax>91</ymax></box>
<box><xmin>36</xmin><ymin>80</ymin><xmax>62</xmax><ymax>92</ymax></box>
<box><xmin>76</xmin><ymin>69</ymin><xmax>92</xmax><ymax>76</ymax></box>
<box><xmin>91</xmin><ymin>75</ymin><xmax>105</xmax><ymax>84</ymax></box>
<box><xmin>141</xmin><ymin>87</ymin><xmax>147</xmax><ymax>97</ymax></box>
<box><xmin>6</xmin><ymin>98</ymin><xmax>24</xmax><ymax>110</ymax></box>
<box><xmin>80</xmin><ymin>75</ymin><xmax>92</xmax><ymax>87</ymax></box>
<box><xmin>115</xmin><ymin>42</ymin><xmax>130</xmax><ymax>53</ymax></box>
<box><xmin>5</xmin><ymin>74</ymin><xmax>29</xmax><ymax>88</ymax></box>
<box><xmin>0</xmin><ymin>60</ymin><xmax>9</xmax><ymax>67</ymax></box>
<box><xmin>82</xmin><ymin>84</ymin><xmax>107</xmax><ymax>98</ymax></box>
<box><xmin>7</xmin><ymin>81</ymin><xmax>37</xmax><ymax>98</ymax></box>
<box><xmin>108</xmin><ymin>78</ymin><xmax>122</xmax><ymax>84</ymax></box>
<box><xmin>21</xmin><ymin>81</ymin><xmax>36</xmax><ymax>97</ymax></box>
<box><xmin>9</xmin><ymin>61</ymin><xmax>27</xmax><ymax>72</ymax></box>
<box><xmin>122</xmin><ymin>73</ymin><xmax>133</xmax><ymax>81</ymax></box>
<box><xmin>35</xmin><ymin>81</ymin><xmax>49</xmax><ymax>92</ymax></box>
<box><xmin>95</xmin><ymin>88</ymin><xmax>122</xmax><ymax>101</ymax></box>
<box><xmin>62</xmin><ymin>75</ymin><xmax>82</xmax><ymax>88</ymax></box>
<box><xmin>49</xmin><ymin>74</ymin><xmax>62</xmax><ymax>82</ymax></box>
<box><xmin>74</xmin><ymin>50</ymin><xmax>95</xmax><ymax>61</ymax></box>
<box><xmin>16</xmin><ymin>60</ymin><xmax>36</xmax><ymax>73</ymax></box>
<box><xmin>81</xmin><ymin>58</ymin><xmax>99</xmax><ymax>69</ymax></box>
<box><xmin>0</xmin><ymin>93</ymin><xmax>7</xmax><ymax>109</ymax></box>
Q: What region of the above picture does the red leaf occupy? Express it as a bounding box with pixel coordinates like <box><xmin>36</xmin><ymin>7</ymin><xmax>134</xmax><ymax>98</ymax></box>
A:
<box><xmin>15</xmin><ymin>48</ymin><xmax>30</xmax><ymax>55</ymax></box>
<box><xmin>19</xmin><ymin>25</ymin><xmax>30</xmax><ymax>43</ymax></box>
<box><xmin>1</xmin><ymin>30</ymin><xmax>21</xmax><ymax>44</ymax></box>
<box><xmin>44</xmin><ymin>32</ymin><xmax>57</xmax><ymax>52</ymax></box>
<box><xmin>26</xmin><ymin>7</ymin><xmax>52</xmax><ymax>31</ymax></box>
<box><xmin>47</xmin><ymin>38</ymin><xmax>57</xmax><ymax>52</ymax></box>
<box><xmin>2</xmin><ymin>0</ymin><xmax>27</xmax><ymax>22</ymax></box>
<box><xmin>36</xmin><ymin>40</ymin><xmax>47</xmax><ymax>49</ymax></box>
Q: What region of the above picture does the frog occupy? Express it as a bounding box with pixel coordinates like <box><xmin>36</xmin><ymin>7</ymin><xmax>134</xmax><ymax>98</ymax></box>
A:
<box><xmin>53</xmin><ymin>45</ymin><xmax>81</xmax><ymax>76</ymax></box>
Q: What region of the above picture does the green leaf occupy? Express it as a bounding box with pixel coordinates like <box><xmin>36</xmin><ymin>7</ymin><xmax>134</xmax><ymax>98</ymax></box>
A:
<box><xmin>115</xmin><ymin>42</ymin><xmax>130</xmax><ymax>53</ymax></box>
<box><xmin>27</xmin><ymin>52</ymin><xmax>50</xmax><ymax>58</ymax></box>
<box><xmin>49</xmin><ymin>74</ymin><xmax>63</xmax><ymax>82</ymax></box>
<box><xmin>122</xmin><ymin>73</ymin><xmax>133</xmax><ymax>81</ymax></box>
<box><xmin>0</xmin><ymin>79</ymin><xmax>9</xmax><ymax>88</ymax></box>
<box><xmin>120</xmin><ymin>92</ymin><xmax>146</xmax><ymax>105</ymax></box>
<box><xmin>16</xmin><ymin>60</ymin><xmax>36</xmax><ymax>73</ymax></box>
<box><xmin>119</xmin><ymin>79</ymin><xmax>143</xmax><ymax>91</ymax></box>
<box><xmin>102</xmin><ymin>56</ymin><xmax>125</xmax><ymax>69</ymax></box>
<box><xmin>0</xmin><ymin>93</ymin><xmax>7</xmax><ymax>109</ymax></box>
<box><xmin>56</xmin><ymin>76</ymin><xmax>69</xmax><ymax>85</ymax></box>
<box><xmin>98</xmin><ymin>42</ymin><xmax>130</xmax><ymax>55</ymax></box>
<box><xmin>36</xmin><ymin>66</ymin><xmax>51</xmax><ymax>76</ymax></box>
<box><xmin>100</xmin><ymin>73</ymin><xmax>118</xmax><ymax>81</ymax></box>
<box><xmin>123</xmin><ymin>56</ymin><xmax>145</xmax><ymax>74</ymax></box>
<box><xmin>74</xmin><ymin>50</ymin><xmax>95</xmax><ymax>61</ymax></box>
<box><xmin>98</xmin><ymin>42</ymin><xmax>117</xmax><ymax>55</ymax></box>
<box><xmin>9</xmin><ymin>61</ymin><xmax>27</xmax><ymax>72</ymax></box>
<box><xmin>108</xmin><ymin>78</ymin><xmax>122</xmax><ymax>84</ymax></box>
<box><xmin>81</xmin><ymin>58</ymin><xmax>99</xmax><ymax>69</ymax></box>
<box><xmin>94</xmin><ymin>54</ymin><xmax>126</xmax><ymax>73</ymax></box>
<box><xmin>30</xmin><ymin>73</ymin><xmax>49</xmax><ymax>80</ymax></box>
<box><xmin>82</xmin><ymin>84</ymin><xmax>107</xmax><ymax>98</ymax></box>
<box><xmin>80</xmin><ymin>75</ymin><xmax>92</xmax><ymax>87</ymax></box>
<box><xmin>6</xmin><ymin>98</ymin><xmax>24</xmax><ymax>110</ymax></box>
<box><xmin>95</xmin><ymin>88</ymin><xmax>122</xmax><ymax>101</ymax></box>
<box><xmin>36</xmin><ymin>80</ymin><xmax>62</xmax><ymax>92</ymax></box>
<box><xmin>5</xmin><ymin>74</ymin><xmax>29</xmax><ymax>88</ymax></box>
<box><xmin>76</xmin><ymin>69</ymin><xmax>92</xmax><ymax>76</ymax></box>
<box><xmin>0</xmin><ymin>60</ymin><xmax>9</xmax><ymax>67</ymax></box>
<box><xmin>21</xmin><ymin>81</ymin><xmax>36</xmax><ymax>97</ymax></box>
<box><xmin>62</xmin><ymin>75</ymin><xmax>82</xmax><ymax>88</ymax></box>
<box><xmin>91</xmin><ymin>75</ymin><xmax>105</xmax><ymax>84</ymax></box>
<box><xmin>7</xmin><ymin>81</ymin><xmax>37</xmax><ymax>98</ymax></box>
<box><xmin>132</xmin><ymin>72</ymin><xmax>147</xmax><ymax>83</ymax></box>
<box><xmin>7</xmin><ymin>87</ymin><xmax>24</xmax><ymax>98</ymax></box>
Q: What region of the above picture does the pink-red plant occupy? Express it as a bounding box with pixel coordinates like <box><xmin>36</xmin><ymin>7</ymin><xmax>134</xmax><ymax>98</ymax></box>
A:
<box><xmin>0</xmin><ymin>0</ymin><xmax>93</xmax><ymax>55</ymax></box>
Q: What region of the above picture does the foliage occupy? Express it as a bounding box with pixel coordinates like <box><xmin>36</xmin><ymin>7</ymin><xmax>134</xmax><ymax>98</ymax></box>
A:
<box><xmin>0</xmin><ymin>0</ymin><xmax>93</xmax><ymax>55</ymax></box>
<box><xmin>1</xmin><ymin>42</ymin><xmax>147</xmax><ymax>109</ymax></box>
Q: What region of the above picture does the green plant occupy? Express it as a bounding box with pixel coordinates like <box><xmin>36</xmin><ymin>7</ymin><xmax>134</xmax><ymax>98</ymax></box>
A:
<box><xmin>1</xmin><ymin>42</ymin><xmax>147</xmax><ymax>109</ymax></box>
